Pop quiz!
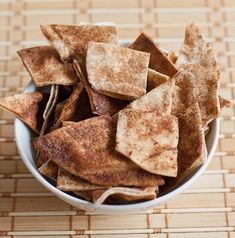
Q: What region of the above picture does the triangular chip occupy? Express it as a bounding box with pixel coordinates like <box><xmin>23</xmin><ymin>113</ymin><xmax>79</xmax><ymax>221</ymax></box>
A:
<box><xmin>92</xmin><ymin>187</ymin><xmax>157</xmax><ymax>204</ymax></box>
<box><xmin>17</xmin><ymin>46</ymin><xmax>78</xmax><ymax>87</ymax></box>
<box><xmin>126</xmin><ymin>78</ymin><xmax>175</xmax><ymax>114</ymax></box>
<box><xmin>147</xmin><ymin>68</ymin><xmax>170</xmax><ymax>91</ymax></box>
<box><xmin>41</xmin><ymin>84</ymin><xmax>59</xmax><ymax>135</ymax></box>
<box><xmin>129</xmin><ymin>32</ymin><xmax>178</xmax><ymax>77</ymax></box>
<box><xmin>0</xmin><ymin>92</ymin><xmax>45</xmax><ymax>133</ymax></box>
<box><xmin>33</xmin><ymin>115</ymin><xmax>164</xmax><ymax>187</ymax></box>
<box><xmin>116</xmin><ymin>109</ymin><xmax>178</xmax><ymax>177</ymax></box>
<box><xmin>36</xmin><ymin>152</ymin><xmax>48</xmax><ymax>168</ymax></box>
<box><xmin>175</xmin><ymin>64</ymin><xmax>220</xmax><ymax>124</ymax></box>
<box><xmin>175</xmin><ymin>23</ymin><xmax>219</xmax><ymax>71</ymax></box>
<box><xmin>86</xmin><ymin>42</ymin><xmax>149</xmax><ymax>100</ymax></box>
<box><xmin>52</xmin><ymin>82</ymin><xmax>93</xmax><ymax>129</ymax></box>
<box><xmin>57</xmin><ymin>168</ymin><xmax>105</xmax><ymax>191</ymax></box>
<box><xmin>73</xmin><ymin>60</ymin><xmax>127</xmax><ymax>116</ymax></box>
<box><xmin>38</xmin><ymin>160</ymin><xmax>58</xmax><ymax>181</ymax></box>
<box><xmin>177</xmin><ymin>103</ymin><xmax>206</xmax><ymax>180</ymax></box>
<box><xmin>41</xmin><ymin>24</ymin><xmax>118</xmax><ymax>62</ymax></box>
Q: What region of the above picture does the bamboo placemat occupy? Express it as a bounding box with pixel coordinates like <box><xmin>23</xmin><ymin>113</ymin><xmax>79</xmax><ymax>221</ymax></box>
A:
<box><xmin>0</xmin><ymin>0</ymin><xmax>235</xmax><ymax>237</ymax></box>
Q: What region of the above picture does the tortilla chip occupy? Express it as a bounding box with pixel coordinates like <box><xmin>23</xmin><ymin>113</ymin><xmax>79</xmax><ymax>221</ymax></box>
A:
<box><xmin>129</xmin><ymin>32</ymin><xmax>178</xmax><ymax>77</ymax></box>
<box><xmin>167</xmin><ymin>51</ymin><xmax>177</xmax><ymax>64</ymax></box>
<box><xmin>177</xmin><ymin>103</ymin><xmax>206</xmax><ymax>180</ymax></box>
<box><xmin>41</xmin><ymin>24</ymin><xmax>118</xmax><ymax>62</ymax></box>
<box><xmin>175</xmin><ymin>23</ymin><xmax>219</xmax><ymax>71</ymax></box>
<box><xmin>175</xmin><ymin>64</ymin><xmax>220</xmax><ymax>123</ymax></box>
<box><xmin>0</xmin><ymin>92</ymin><xmax>45</xmax><ymax>134</ymax></box>
<box><xmin>86</xmin><ymin>42</ymin><xmax>149</xmax><ymax>100</ymax></box>
<box><xmin>54</xmin><ymin>100</ymin><xmax>66</xmax><ymax>122</ymax></box>
<box><xmin>53</xmin><ymin>82</ymin><xmax>93</xmax><ymax>129</ymax></box>
<box><xmin>92</xmin><ymin>187</ymin><xmax>157</xmax><ymax>204</ymax></box>
<box><xmin>57</xmin><ymin>168</ymin><xmax>105</xmax><ymax>191</ymax></box>
<box><xmin>147</xmin><ymin>68</ymin><xmax>170</xmax><ymax>91</ymax></box>
<box><xmin>33</xmin><ymin>115</ymin><xmax>164</xmax><ymax>187</ymax></box>
<box><xmin>126</xmin><ymin>78</ymin><xmax>175</xmax><ymax>114</ymax></box>
<box><xmin>40</xmin><ymin>85</ymin><xmax>59</xmax><ymax>135</ymax></box>
<box><xmin>73</xmin><ymin>60</ymin><xmax>127</xmax><ymax>116</ymax></box>
<box><xmin>17</xmin><ymin>46</ymin><xmax>78</xmax><ymax>87</ymax></box>
<box><xmin>116</xmin><ymin>109</ymin><xmax>178</xmax><ymax>177</ymax></box>
<box><xmin>38</xmin><ymin>160</ymin><xmax>58</xmax><ymax>181</ymax></box>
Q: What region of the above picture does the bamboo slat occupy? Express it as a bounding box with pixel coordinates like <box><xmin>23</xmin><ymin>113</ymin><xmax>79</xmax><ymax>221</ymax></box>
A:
<box><xmin>0</xmin><ymin>0</ymin><xmax>234</xmax><ymax>237</ymax></box>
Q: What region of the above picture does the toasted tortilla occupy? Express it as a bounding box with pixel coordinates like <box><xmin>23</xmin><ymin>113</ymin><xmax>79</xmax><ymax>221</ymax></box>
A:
<box><xmin>73</xmin><ymin>60</ymin><xmax>127</xmax><ymax>116</ymax></box>
<box><xmin>175</xmin><ymin>64</ymin><xmax>220</xmax><ymax>123</ymax></box>
<box><xmin>86</xmin><ymin>42</ymin><xmax>149</xmax><ymax>100</ymax></box>
<box><xmin>41</xmin><ymin>24</ymin><xmax>118</xmax><ymax>63</ymax></box>
<box><xmin>175</xmin><ymin>23</ymin><xmax>219</xmax><ymax>71</ymax></box>
<box><xmin>167</xmin><ymin>51</ymin><xmax>177</xmax><ymax>64</ymax></box>
<box><xmin>38</xmin><ymin>159</ymin><xmax>58</xmax><ymax>181</ymax></box>
<box><xmin>129</xmin><ymin>32</ymin><xmax>178</xmax><ymax>77</ymax></box>
<box><xmin>147</xmin><ymin>68</ymin><xmax>170</xmax><ymax>91</ymax></box>
<box><xmin>33</xmin><ymin>115</ymin><xmax>164</xmax><ymax>187</ymax></box>
<box><xmin>40</xmin><ymin>85</ymin><xmax>59</xmax><ymax>135</ymax></box>
<box><xmin>92</xmin><ymin>187</ymin><xmax>157</xmax><ymax>204</ymax></box>
<box><xmin>17</xmin><ymin>46</ymin><xmax>78</xmax><ymax>87</ymax></box>
<box><xmin>73</xmin><ymin>191</ymin><xmax>93</xmax><ymax>201</ymax></box>
<box><xmin>126</xmin><ymin>78</ymin><xmax>175</xmax><ymax>114</ymax></box>
<box><xmin>116</xmin><ymin>109</ymin><xmax>178</xmax><ymax>177</ymax></box>
<box><xmin>57</xmin><ymin>168</ymin><xmax>105</xmax><ymax>191</ymax></box>
<box><xmin>177</xmin><ymin>103</ymin><xmax>206</xmax><ymax>180</ymax></box>
<box><xmin>0</xmin><ymin>92</ymin><xmax>45</xmax><ymax>134</ymax></box>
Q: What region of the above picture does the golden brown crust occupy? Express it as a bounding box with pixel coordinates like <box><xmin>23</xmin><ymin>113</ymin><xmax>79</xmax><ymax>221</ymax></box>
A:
<box><xmin>41</xmin><ymin>24</ymin><xmax>118</xmax><ymax>62</ymax></box>
<box><xmin>129</xmin><ymin>32</ymin><xmax>178</xmax><ymax>77</ymax></box>
<box><xmin>33</xmin><ymin>116</ymin><xmax>164</xmax><ymax>187</ymax></box>
<box><xmin>86</xmin><ymin>42</ymin><xmax>149</xmax><ymax>100</ymax></box>
<box><xmin>17</xmin><ymin>46</ymin><xmax>78</xmax><ymax>87</ymax></box>
<box><xmin>0</xmin><ymin>92</ymin><xmax>44</xmax><ymax>133</ymax></box>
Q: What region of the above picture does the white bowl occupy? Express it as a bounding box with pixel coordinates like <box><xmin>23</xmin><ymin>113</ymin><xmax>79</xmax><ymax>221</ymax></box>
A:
<box><xmin>14</xmin><ymin>81</ymin><xmax>220</xmax><ymax>214</ymax></box>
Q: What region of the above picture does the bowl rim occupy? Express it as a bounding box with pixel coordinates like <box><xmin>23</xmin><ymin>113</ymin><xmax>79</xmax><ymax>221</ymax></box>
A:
<box><xmin>14</xmin><ymin>82</ymin><xmax>220</xmax><ymax>212</ymax></box>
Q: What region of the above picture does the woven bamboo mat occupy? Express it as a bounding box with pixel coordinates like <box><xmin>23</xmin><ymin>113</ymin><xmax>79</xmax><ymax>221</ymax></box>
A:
<box><xmin>0</xmin><ymin>0</ymin><xmax>235</xmax><ymax>237</ymax></box>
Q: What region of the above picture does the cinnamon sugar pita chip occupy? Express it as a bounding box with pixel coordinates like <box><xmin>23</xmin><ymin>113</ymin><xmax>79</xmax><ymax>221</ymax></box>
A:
<box><xmin>86</xmin><ymin>42</ymin><xmax>149</xmax><ymax>100</ymax></box>
<box><xmin>17</xmin><ymin>46</ymin><xmax>78</xmax><ymax>87</ymax></box>
<box><xmin>116</xmin><ymin>109</ymin><xmax>179</xmax><ymax>177</ymax></box>
<box><xmin>41</xmin><ymin>24</ymin><xmax>118</xmax><ymax>62</ymax></box>
<box><xmin>38</xmin><ymin>159</ymin><xmax>58</xmax><ymax>181</ymax></box>
<box><xmin>0</xmin><ymin>92</ymin><xmax>45</xmax><ymax>134</ymax></box>
<box><xmin>129</xmin><ymin>32</ymin><xmax>178</xmax><ymax>77</ymax></box>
